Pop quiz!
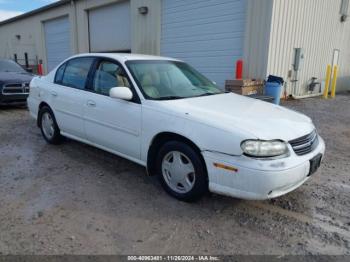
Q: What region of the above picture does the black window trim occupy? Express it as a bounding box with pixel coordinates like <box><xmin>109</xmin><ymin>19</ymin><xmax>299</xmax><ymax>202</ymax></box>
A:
<box><xmin>54</xmin><ymin>62</ymin><xmax>67</xmax><ymax>84</ymax></box>
<box><xmin>54</xmin><ymin>56</ymin><xmax>95</xmax><ymax>90</ymax></box>
<box><xmin>86</xmin><ymin>56</ymin><xmax>141</xmax><ymax>104</ymax></box>
<box><xmin>54</xmin><ymin>56</ymin><xmax>141</xmax><ymax>104</ymax></box>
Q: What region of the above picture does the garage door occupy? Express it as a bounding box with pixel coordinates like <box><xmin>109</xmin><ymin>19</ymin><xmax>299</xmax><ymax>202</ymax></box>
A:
<box><xmin>88</xmin><ymin>1</ymin><xmax>131</xmax><ymax>53</ymax></box>
<box><xmin>44</xmin><ymin>16</ymin><xmax>72</xmax><ymax>72</ymax></box>
<box><xmin>161</xmin><ymin>0</ymin><xmax>247</xmax><ymax>88</ymax></box>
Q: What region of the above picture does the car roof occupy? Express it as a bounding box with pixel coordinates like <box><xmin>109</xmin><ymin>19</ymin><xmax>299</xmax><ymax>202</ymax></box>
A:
<box><xmin>69</xmin><ymin>53</ymin><xmax>182</xmax><ymax>63</ymax></box>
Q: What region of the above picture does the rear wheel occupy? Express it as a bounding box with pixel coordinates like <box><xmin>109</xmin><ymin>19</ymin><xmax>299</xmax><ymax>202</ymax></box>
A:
<box><xmin>38</xmin><ymin>106</ymin><xmax>62</xmax><ymax>144</ymax></box>
<box><xmin>156</xmin><ymin>141</ymin><xmax>208</xmax><ymax>202</ymax></box>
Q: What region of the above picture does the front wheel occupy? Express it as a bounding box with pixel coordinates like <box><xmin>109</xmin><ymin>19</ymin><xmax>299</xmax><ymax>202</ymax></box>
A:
<box><xmin>156</xmin><ymin>141</ymin><xmax>208</xmax><ymax>202</ymax></box>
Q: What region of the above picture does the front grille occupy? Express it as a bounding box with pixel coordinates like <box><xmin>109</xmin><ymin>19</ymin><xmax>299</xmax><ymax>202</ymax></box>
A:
<box><xmin>2</xmin><ymin>83</ymin><xmax>29</xmax><ymax>95</ymax></box>
<box><xmin>289</xmin><ymin>130</ymin><xmax>319</xmax><ymax>156</ymax></box>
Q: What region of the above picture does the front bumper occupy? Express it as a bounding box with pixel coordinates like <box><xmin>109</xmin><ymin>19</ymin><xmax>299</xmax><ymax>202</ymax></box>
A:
<box><xmin>0</xmin><ymin>93</ymin><xmax>29</xmax><ymax>104</ymax></box>
<box><xmin>203</xmin><ymin>135</ymin><xmax>326</xmax><ymax>200</ymax></box>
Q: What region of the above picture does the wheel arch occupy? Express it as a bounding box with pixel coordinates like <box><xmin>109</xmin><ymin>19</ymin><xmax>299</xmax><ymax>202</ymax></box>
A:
<box><xmin>147</xmin><ymin>132</ymin><xmax>207</xmax><ymax>176</ymax></box>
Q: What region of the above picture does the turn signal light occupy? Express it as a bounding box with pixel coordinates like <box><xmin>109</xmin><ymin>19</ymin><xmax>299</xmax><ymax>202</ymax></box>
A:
<box><xmin>213</xmin><ymin>163</ymin><xmax>238</xmax><ymax>172</ymax></box>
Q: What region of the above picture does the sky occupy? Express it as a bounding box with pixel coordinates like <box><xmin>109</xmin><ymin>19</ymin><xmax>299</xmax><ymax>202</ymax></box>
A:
<box><xmin>0</xmin><ymin>0</ymin><xmax>59</xmax><ymax>22</ymax></box>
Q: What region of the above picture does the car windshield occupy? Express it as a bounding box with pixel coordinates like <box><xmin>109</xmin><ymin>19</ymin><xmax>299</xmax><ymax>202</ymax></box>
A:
<box><xmin>126</xmin><ymin>60</ymin><xmax>223</xmax><ymax>100</ymax></box>
<box><xmin>0</xmin><ymin>60</ymin><xmax>25</xmax><ymax>73</ymax></box>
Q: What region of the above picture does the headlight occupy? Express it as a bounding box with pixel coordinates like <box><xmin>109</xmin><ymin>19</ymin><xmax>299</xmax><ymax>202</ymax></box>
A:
<box><xmin>241</xmin><ymin>140</ymin><xmax>289</xmax><ymax>158</ymax></box>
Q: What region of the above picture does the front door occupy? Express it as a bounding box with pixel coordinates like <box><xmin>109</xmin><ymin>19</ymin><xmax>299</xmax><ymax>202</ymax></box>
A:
<box><xmin>83</xmin><ymin>59</ymin><xmax>142</xmax><ymax>160</ymax></box>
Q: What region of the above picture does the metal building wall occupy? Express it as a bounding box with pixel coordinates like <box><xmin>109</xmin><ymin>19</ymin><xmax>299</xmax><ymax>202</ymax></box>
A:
<box><xmin>243</xmin><ymin>0</ymin><xmax>274</xmax><ymax>79</ymax></box>
<box><xmin>0</xmin><ymin>3</ymin><xmax>74</xmax><ymax>74</ymax></box>
<box><xmin>131</xmin><ymin>0</ymin><xmax>161</xmax><ymax>56</ymax></box>
<box><xmin>70</xmin><ymin>0</ymin><xmax>162</xmax><ymax>55</ymax></box>
<box><xmin>267</xmin><ymin>0</ymin><xmax>350</xmax><ymax>95</ymax></box>
<box><xmin>0</xmin><ymin>0</ymin><xmax>161</xmax><ymax>73</ymax></box>
<box><xmin>161</xmin><ymin>0</ymin><xmax>248</xmax><ymax>87</ymax></box>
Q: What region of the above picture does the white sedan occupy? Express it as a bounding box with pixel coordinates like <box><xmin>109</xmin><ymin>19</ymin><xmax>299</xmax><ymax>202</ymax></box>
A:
<box><xmin>28</xmin><ymin>53</ymin><xmax>325</xmax><ymax>202</ymax></box>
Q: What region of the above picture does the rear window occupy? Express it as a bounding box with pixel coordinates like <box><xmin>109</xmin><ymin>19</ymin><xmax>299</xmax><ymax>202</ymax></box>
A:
<box><xmin>54</xmin><ymin>63</ymin><xmax>66</xmax><ymax>84</ymax></box>
<box><xmin>61</xmin><ymin>58</ymin><xmax>94</xmax><ymax>89</ymax></box>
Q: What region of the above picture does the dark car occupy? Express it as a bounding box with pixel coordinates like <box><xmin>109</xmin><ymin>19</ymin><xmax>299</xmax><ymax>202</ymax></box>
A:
<box><xmin>0</xmin><ymin>59</ymin><xmax>34</xmax><ymax>105</ymax></box>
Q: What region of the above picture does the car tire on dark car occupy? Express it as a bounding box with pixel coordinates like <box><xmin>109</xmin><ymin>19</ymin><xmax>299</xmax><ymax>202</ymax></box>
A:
<box><xmin>156</xmin><ymin>141</ymin><xmax>208</xmax><ymax>202</ymax></box>
<box><xmin>38</xmin><ymin>106</ymin><xmax>62</xmax><ymax>145</ymax></box>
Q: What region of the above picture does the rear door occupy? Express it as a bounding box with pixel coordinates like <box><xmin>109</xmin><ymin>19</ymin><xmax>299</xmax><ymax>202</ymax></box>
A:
<box><xmin>50</xmin><ymin>57</ymin><xmax>95</xmax><ymax>139</ymax></box>
<box><xmin>83</xmin><ymin>58</ymin><xmax>142</xmax><ymax>160</ymax></box>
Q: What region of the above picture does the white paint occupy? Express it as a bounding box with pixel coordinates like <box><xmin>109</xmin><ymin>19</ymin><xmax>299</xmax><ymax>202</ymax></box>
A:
<box><xmin>332</xmin><ymin>49</ymin><xmax>340</xmax><ymax>67</ymax></box>
<box><xmin>110</xmin><ymin>87</ymin><xmax>133</xmax><ymax>101</ymax></box>
<box><xmin>28</xmin><ymin>53</ymin><xmax>326</xmax><ymax>200</ymax></box>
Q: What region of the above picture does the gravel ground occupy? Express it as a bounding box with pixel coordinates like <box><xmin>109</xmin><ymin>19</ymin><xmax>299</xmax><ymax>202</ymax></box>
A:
<box><xmin>0</xmin><ymin>94</ymin><xmax>349</xmax><ymax>255</ymax></box>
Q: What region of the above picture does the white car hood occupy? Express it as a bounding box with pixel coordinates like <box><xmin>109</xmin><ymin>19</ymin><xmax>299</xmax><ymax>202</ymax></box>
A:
<box><xmin>160</xmin><ymin>93</ymin><xmax>314</xmax><ymax>141</ymax></box>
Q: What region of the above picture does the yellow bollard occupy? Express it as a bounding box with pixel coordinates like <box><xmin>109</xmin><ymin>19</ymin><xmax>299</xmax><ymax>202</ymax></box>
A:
<box><xmin>323</xmin><ymin>65</ymin><xmax>332</xmax><ymax>99</ymax></box>
<box><xmin>331</xmin><ymin>65</ymin><xmax>338</xmax><ymax>98</ymax></box>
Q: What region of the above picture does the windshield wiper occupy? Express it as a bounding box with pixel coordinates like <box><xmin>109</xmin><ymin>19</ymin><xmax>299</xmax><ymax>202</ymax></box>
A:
<box><xmin>156</xmin><ymin>96</ymin><xmax>185</xmax><ymax>100</ymax></box>
<box><xmin>195</xmin><ymin>92</ymin><xmax>222</xmax><ymax>97</ymax></box>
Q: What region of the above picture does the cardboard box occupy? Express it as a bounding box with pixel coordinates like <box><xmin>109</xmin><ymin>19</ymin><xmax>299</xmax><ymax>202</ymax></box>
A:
<box><xmin>225</xmin><ymin>79</ymin><xmax>264</xmax><ymax>95</ymax></box>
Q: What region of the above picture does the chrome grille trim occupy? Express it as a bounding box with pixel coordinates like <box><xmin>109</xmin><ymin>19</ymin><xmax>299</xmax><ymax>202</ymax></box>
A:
<box><xmin>2</xmin><ymin>83</ymin><xmax>30</xmax><ymax>95</ymax></box>
<box><xmin>289</xmin><ymin>130</ymin><xmax>319</xmax><ymax>156</ymax></box>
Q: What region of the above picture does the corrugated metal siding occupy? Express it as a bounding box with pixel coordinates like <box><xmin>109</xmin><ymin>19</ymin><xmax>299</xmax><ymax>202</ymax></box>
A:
<box><xmin>243</xmin><ymin>0</ymin><xmax>273</xmax><ymax>79</ymax></box>
<box><xmin>161</xmin><ymin>0</ymin><xmax>247</xmax><ymax>88</ymax></box>
<box><xmin>267</xmin><ymin>0</ymin><xmax>350</xmax><ymax>95</ymax></box>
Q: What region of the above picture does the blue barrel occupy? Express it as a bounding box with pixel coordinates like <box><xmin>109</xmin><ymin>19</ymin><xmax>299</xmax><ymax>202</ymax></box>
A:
<box><xmin>264</xmin><ymin>82</ymin><xmax>282</xmax><ymax>105</ymax></box>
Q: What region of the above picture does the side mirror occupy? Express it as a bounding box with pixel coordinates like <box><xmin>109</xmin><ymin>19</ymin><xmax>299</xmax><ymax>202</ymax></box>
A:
<box><xmin>109</xmin><ymin>87</ymin><xmax>133</xmax><ymax>101</ymax></box>
<box><xmin>26</xmin><ymin>68</ymin><xmax>33</xmax><ymax>73</ymax></box>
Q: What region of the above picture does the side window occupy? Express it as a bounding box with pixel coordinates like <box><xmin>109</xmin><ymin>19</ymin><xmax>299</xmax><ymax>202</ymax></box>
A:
<box><xmin>92</xmin><ymin>60</ymin><xmax>130</xmax><ymax>96</ymax></box>
<box><xmin>61</xmin><ymin>57</ymin><xmax>94</xmax><ymax>89</ymax></box>
<box><xmin>54</xmin><ymin>63</ymin><xmax>66</xmax><ymax>84</ymax></box>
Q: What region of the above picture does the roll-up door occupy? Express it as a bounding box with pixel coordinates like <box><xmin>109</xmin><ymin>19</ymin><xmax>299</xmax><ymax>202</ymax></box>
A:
<box><xmin>44</xmin><ymin>16</ymin><xmax>72</xmax><ymax>71</ymax></box>
<box><xmin>161</xmin><ymin>0</ymin><xmax>247</xmax><ymax>87</ymax></box>
<box><xmin>88</xmin><ymin>1</ymin><xmax>131</xmax><ymax>53</ymax></box>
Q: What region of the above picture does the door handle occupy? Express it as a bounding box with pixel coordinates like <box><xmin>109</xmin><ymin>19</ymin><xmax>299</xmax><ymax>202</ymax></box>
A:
<box><xmin>87</xmin><ymin>100</ymin><xmax>96</xmax><ymax>107</ymax></box>
<box><xmin>51</xmin><ymin>91</ymin><xmax>58</xmax><ymax>97</ymax></box>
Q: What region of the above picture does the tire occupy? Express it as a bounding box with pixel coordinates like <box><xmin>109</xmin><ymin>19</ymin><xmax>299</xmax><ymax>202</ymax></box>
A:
<box><xmin>38</xmin><ymin>106</ymin><xmax>62</xmax><ymax>145</ymax></box>
<box><xmin>156</xmin><ymin>141</ymin><xmax>208</xmax><ymax>202</ymax></box>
